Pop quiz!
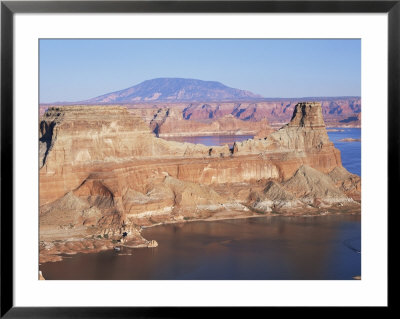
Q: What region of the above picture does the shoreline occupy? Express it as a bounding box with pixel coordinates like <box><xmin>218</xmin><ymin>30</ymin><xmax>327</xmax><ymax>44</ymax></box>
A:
<box><xmin>140</xmin><ymin>209</ymin><xmax>360</xmax><ymax>231</ymax></box>
<box><xmin>40</xmin><ymin>208</ymin><xmax>361</xmax><ymax>266</ymax></box>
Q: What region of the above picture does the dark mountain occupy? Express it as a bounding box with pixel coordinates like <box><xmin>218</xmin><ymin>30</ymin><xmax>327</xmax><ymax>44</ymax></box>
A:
<box><xmin>81</xmin><ymin>78</ymin><xmax>263</xmax><ymax>103</ymax></box>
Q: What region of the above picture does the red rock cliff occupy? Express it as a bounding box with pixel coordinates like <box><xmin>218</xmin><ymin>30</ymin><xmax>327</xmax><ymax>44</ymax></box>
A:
<box><xmin>232</xmin><ymin>102</ymin><xmax>342</xmax><ymax>178</ymax></box>
<box><xmin>40</xmin><ymin>102</ymin><xmax>343</xmax><ymax>208</ymax></box>
<box><xmin>39</xmin><ymin>102</ymin><xmax>359</xmax><ymax>262</ymax></box>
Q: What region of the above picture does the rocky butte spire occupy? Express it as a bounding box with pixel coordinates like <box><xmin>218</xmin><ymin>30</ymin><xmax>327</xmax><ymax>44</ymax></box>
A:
<box><xmin>231</xmin><ymin>102</ymin><xmax>342</xmax><ymax>177</ymax></box>
<box><xmin>288</xmin><ymin>102</ymin><xmax>326</xmax><ymax>128</ymax></box>
<box><xmin>270</xmin><ymin>101</ymin><xmax>332</xmax><ymax>150</ymax></box>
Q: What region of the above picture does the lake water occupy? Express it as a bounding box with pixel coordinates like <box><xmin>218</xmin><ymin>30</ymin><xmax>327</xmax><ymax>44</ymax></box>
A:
<box><xmin>41</xmin><ymin>215</ymin><xmax>361</xmax><ymax>280</ymax></box>
<box><xmin>327</xmin><ymin>128</ymin><xmax>361</xmax><ymax>176</ymax></box>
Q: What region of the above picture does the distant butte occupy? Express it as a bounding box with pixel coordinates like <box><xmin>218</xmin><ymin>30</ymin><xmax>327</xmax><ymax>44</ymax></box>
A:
<box><xmin>39</xmin><ymin>102</ymin><xmax>361</xmax><ymax>263</ymax></box>
<box><xmin>81</xmin><ymin>78</ymin><xmax>263</xmax><ymax>103</ymax></box>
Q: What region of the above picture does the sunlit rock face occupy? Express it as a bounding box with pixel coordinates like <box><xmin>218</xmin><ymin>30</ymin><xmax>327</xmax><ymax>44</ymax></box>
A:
<box><xmin>39</xmin><ymin>105</ymin><xmax>232</xmax><ymax>204</ymax></box>
<box><xmin>231</xmin><ymin>102</ymin><xmax>342</xmax><ymax>178</ymax></box>
<box><xmin>269</xmin><ymin>101</ymin><xmax>333</xmax><ymax>151</ymax></box>
<box><xmin>122</xmin><ymin>97</ymin><xmax>361</xmax><ymax>130</ymax></box>
<box><xmin>39</xmin><ymin>102</ymin><xmax>344</xmax><ymax>204</ymax></box>
<box><xmin>39</xmin><ymin>102</ymin><xmax>360</xmax><ymax>256</ymax></box>
<box><xmin>152</xmin><ymin>109</ymin><xmax>272</xmax><ymax>138</ymax></box>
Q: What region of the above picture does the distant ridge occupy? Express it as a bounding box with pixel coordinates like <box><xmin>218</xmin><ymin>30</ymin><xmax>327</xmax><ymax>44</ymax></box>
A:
<box><xmin>42</xmin><ymin>95</ymin><xmax>361</xmax><ymax>106</ymax></box>
<box><xmin>80</xmin><ymin>78</ymin><xmax>263</xmax><ymax>103</ymax></box>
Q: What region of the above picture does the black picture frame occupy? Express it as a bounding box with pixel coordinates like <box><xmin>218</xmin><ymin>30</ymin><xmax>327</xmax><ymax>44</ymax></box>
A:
<box><xmin>1</xmin><ymin>0</ymin><xmax>396</xmax><ymax>317</ymax></box>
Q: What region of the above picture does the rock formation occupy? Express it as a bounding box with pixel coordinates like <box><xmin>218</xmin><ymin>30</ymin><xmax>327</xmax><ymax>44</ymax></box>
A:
<box><xmin>328</xmin><ymin>166</ymin><xmax>361</xmax><ymax>201</ymax></box>
<box><xmin>231</xmin><ymin>102</ymin><xmax>342</xmax><ymax>178</ymax></box>
<box><xmin>150</xmin><ymin>108</ymin><xmax>272</xmax><ymax>138</ymax></box>
<box><xmin>39</xmin><ymin>106</ymin><xmax>233</xmax><ymax>205</ymax></box>
<box><xmin>39</xmin><ymin>102</ymin><xmax>360</xmax><ymax>263</ymax></box>
<box><xmin>247</xmin><ymin>164</ymin><xmax>358</xmax><ymax>214</ymax></box>
<box><xmin>70</xmin><ymin>77</ymin><xmax>360</xmax><ymax>128</ymax></box>
<box><xmin>249</xmin><ymin>180</ymin><xmax>304</xmax><ymax>212</ymax></box>
<box><xmin>40</xmin><ymin>97</ymin><xmax>360</xmax><ymax>139</ymax></box>
<box><xmin>124</xmin><ymin>97</ymin><xmax>361</xmax><ymax>130</ymax></box>
<box><xmin>339</xmin><ymin>138</ymin><xmax>361</xmax><ymax>142</ymax></box>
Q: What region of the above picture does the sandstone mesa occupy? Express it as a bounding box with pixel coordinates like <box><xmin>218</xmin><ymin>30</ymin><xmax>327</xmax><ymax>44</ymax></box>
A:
<box><xmin>39</xmin><ymin>102</ymin><xmax>361</xmax><ymax>263</ymax></box>
<box><xmin>40</xmin><ymin>97</ymin><xmax>361</xmax><ymax>138</ymax></box>
<box><xmin>124</xmin><ymin>98</ymin><xmax>361</xmax><ymax>137</ymax></box>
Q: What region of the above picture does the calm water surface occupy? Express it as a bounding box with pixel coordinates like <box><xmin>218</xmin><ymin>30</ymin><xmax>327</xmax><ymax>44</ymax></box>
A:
<box><xmin>327</xmin><ymin>128</ymin><xmax>361</xmax><ymax>176</ymax></box>
<box><xmin>41</xmin><ymin>215</ymin><xmax>361</xmax><ymax>280</ymax></box>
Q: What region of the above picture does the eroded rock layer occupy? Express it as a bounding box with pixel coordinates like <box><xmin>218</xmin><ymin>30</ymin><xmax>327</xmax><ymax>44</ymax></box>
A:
<box><xmin>150</xmin><ymin>108</ymin><xmax>272</xmax><ymax>138</ymax></box>
<box><xmin>39</xmin><ymin>102</ymin><xmax>360</xmax><ymax>263</ymax></box>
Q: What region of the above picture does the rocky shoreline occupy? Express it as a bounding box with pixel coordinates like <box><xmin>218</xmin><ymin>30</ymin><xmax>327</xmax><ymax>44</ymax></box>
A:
<box><xmin>40</xmin><ymin>207</ymin><xmax>360</xmax><ymax>264</ymax></box>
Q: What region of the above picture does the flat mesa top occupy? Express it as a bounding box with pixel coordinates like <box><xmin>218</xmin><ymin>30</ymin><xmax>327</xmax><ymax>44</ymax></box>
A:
<box><xmin>47</xmin><ymin>105</ymin><xmax>128</xmax><ymax>112</ymax></box>
<box><xmin>297</xmin><ymin>101</ymin><xmax>321</xmax><ymax>105</ymax></box>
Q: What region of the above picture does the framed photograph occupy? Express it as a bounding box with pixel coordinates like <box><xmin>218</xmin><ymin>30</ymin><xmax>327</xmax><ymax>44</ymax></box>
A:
<box><xmin>1</xmin><ymin>0</ymin><xmax>396</xmax><ymax>316</ymax></box>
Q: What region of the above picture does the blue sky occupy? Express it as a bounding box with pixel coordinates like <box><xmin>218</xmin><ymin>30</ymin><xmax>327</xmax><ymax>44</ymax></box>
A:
<box><xmin>39</xmin><ymin>39</ymin><xmax>361</xmax><ymax>103</ymax></box>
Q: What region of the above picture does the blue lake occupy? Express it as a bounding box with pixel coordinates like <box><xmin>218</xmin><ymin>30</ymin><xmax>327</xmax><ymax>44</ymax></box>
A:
<box><xmin>327</xmin><ymin>128</ymin><xmax>361</xmax><ymax>176</ymax></box>
<box><xmin>40</xmin><ymin>215</ymin><xmax>361</xmax><ymax>280</ymax></box>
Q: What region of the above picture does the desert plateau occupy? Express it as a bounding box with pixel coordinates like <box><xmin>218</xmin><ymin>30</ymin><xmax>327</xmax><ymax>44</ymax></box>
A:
<box><xmin>39</xmin><ymin>39</ymin><xmax>361</xmax><ymax>280</ymax></box>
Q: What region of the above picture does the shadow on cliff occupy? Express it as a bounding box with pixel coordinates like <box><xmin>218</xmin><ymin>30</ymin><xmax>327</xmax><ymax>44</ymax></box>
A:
<box><xmin>39</xmin><ymin>121</ymin><xmax>56</xmax><ymax>167</ymax></box>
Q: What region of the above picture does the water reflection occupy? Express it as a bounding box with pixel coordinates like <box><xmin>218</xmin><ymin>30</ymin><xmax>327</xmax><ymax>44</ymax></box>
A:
<box><xmin>40</xmin><ymin>215</ymin><xmax>361</xmax><ymax>280</ymax></box>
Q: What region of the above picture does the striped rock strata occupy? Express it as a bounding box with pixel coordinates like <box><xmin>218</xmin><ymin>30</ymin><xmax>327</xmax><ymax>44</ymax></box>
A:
<box><xmin>39</xmin><ymin>102</ymin><xmax>360</xmax><ymax>261</ymax></box>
